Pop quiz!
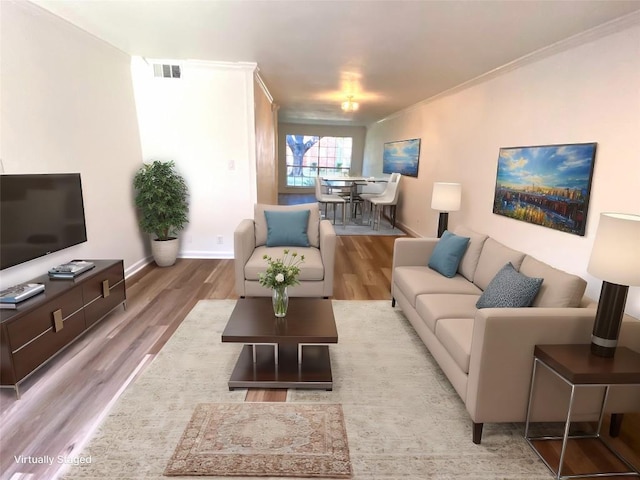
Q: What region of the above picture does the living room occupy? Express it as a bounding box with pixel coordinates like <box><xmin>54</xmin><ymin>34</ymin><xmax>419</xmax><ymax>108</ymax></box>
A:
<box><xmin>1</xmin><ymin>1</ymin><xmax>639</xmax><ymax>479</ymax></box>
<box><xmin>1</xmin><ymin>1</ymin><xmax>638</xmax><ymax>317</ymax></box>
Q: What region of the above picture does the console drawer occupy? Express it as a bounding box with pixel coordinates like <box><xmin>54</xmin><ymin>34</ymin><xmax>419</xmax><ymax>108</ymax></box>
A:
<box><xmin>12</xmin><ymin>308</ymin><xmax>85</xmax><ymax>381</ymax></box>
<box><xmin>82</xmin><ymin>262</ymin><xmax>124</xmax><ymax>305</ymax></box>
<box><xmin>6</xmin><ymin>286</ymin><xmax>84</xmax><ymax>352</ymax></box>
<box><xmin>84</xmin><ymin>278</ymin><xmax>125</xmax><ymax>328</ymax></box>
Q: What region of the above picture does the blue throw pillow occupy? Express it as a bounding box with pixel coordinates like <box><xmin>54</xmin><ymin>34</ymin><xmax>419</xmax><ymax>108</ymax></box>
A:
<box><xmin>265</xmin><ymin>209</ymin><xmax>311</xmax><ymax>247</ymax></box>
<box><xmin>427</xmin><ymin>230</ymin><xmax>470</xmax><ymax>278</ymax></box>
<box><xmin>476</xmin><ymin>262</ymin><xmax>543</xmax><ymax>308</ymax></box>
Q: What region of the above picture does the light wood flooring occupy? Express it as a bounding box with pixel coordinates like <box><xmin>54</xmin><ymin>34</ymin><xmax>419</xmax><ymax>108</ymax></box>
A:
<box><xmin>1</xmin><ymin>235</ymin><xmax>638</xmax><ymax>480</ymax></box>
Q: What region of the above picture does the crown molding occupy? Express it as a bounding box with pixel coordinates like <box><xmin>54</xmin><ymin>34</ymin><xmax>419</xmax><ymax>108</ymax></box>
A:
<box><xmin>375</xmin><ymin>10</ymin><xmax>640</xmax><ymax>126</ymax></box>
<box><xmin>254</xmin><ymin>69</ymin><xmax>274</xmax><ymax>104</ymax></box>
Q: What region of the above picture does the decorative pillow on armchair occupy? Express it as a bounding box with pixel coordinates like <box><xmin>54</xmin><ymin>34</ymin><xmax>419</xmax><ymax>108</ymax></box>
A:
<box><xmin>264</xmin><ymin>209</ymin><xmax>311</xmax><ymax>247</ymax></box>
<box><xmin>428</xmin><ymin>230</ymin><xmax>470</xmax><ymax>278</ymax></box>
<box><xmin>255</xmin><ymin>203</ymin><xmax>320</xmax><ymax>247</ymax></box>
<box><xmin>476</xmin><ymin>262</ymin><xmax>543</xmax><ymax>308</ymax></box>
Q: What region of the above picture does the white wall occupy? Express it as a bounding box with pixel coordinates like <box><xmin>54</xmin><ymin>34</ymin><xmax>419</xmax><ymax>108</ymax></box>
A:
<box><xmin>364</xmin><ymin>22</ymin><xmax>640</xmax><ymax>318</ymax></box>
<box><xmin>0</xmin><ymin>1</ymin><xmax>146</xmax><ymax>288</ymax></box>
<box><xmin>130</xmin><ymin>58</ymin><xmax>257</xmax><ymax>259</ymax></box>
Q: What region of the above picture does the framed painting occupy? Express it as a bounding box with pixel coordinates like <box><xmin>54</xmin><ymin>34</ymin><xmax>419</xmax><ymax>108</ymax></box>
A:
<box><xmin>492</xmin><ymin>143</ymin><xmax>597</xmax><ymax>236</ymax></box>
<box><xmin>383</xmin><ymin>138</ymin><xmax>421</xmax><ymax>177</ymax></box>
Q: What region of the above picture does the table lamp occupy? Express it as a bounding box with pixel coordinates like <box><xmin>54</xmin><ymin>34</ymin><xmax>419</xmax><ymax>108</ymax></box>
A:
<box><xmin>587</xmin><ymin>212</ymin><xmax>640</xmax><ymax>357</ymax></box>
<box><xmin>431</xmin><ymin>182</ymin><xmax>462</xmax><ymax>238</ymax></box>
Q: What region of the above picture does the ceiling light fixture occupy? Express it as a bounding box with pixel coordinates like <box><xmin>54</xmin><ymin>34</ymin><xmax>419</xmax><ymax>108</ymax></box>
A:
<box><xmin>341</xmin><ymin>96</ymin><xmax>359</xmax><ymax>112</ymax></box>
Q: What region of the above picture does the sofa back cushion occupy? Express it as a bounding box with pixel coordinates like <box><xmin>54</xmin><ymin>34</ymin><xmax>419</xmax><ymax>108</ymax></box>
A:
<box><xmin>453</xmin><ymin>225</ymin><xmax>488</xmax><ymax>282</ymax></box>
<box><xmin>474</xmin><ymin>238</ymin><xmax>526</xmax><ymax>291</ymax></box>
<box><xmin>519</xmin><ymin>255</ymin><xmax>587</xmax><ymax>307</ymax></box>
<box><xmin>255</xmin><ymin>203</ymin><xmax>320</xmax><ymax>248</ymax></box>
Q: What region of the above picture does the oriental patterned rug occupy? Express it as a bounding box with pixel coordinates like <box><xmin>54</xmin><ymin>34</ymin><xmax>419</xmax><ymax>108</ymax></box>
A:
<box><xmin>164</xmin><ymin>403</ymin><xmax>351</xmax><ymax>477</ymax></box>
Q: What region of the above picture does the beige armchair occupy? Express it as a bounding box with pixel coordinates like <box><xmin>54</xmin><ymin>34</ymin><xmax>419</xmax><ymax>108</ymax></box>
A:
<box><xmin>234</xmin><ymin>203</ymin><xmax>336</xmax><ymax>297</ymax></box>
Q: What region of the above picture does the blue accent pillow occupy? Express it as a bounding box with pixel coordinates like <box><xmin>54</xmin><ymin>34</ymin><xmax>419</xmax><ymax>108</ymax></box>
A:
<box><xmin>427</xmin><ymin>230</ymin><xmax>470</xmax><ymax>278</ymax></box>
<box><xmin>476</xmin><ymin>262</ymin><xmax>543</xmax><ymax>308</ymax></box>
<box><xmin>265</xmin><ymin>210</ymin><xmax>311</xmax><ymax>247</ymax></box>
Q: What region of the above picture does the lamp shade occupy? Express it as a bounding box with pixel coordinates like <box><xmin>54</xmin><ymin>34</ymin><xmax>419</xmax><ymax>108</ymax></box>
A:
<box><xmin>431</xmin><ymin>182</ymin><xmax>462</xmax><ymax>212</ymax></box>
<box><xmin>587</xmin><ymin>213</ymin><xmax>640</xmax><ymax>286</ymax></box>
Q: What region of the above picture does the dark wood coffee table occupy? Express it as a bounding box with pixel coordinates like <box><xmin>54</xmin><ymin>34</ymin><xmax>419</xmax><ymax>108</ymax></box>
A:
<box><xmin>221</xmin><ymin>298</ymin><xmax>338</xmax><ymax>390</ymax></box>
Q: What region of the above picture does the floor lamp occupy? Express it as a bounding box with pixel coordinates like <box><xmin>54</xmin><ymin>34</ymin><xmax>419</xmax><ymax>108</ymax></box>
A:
<box><xmin>431</xmin><ymin>182</ymin><xmax>461</xmax><ymax>238</ymax></box>
<box><xmin>587</xmin><ymin>212</ymin><xmax>640</xmax><ymax>357</ymax></box>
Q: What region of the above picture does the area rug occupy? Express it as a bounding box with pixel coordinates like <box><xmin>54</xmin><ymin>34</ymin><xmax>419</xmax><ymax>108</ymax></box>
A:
<box><xmin>164</xmin><ymin>403</ymin><xmax>351</xmax><ymax>477</ymax></box>
<box><xmin>62</xmin><ymin>300</ymin><xmax>550</xmax><ymax>479</ymax></box>
<box><xmin>332</xmin><ymin>222</ymin><xmax>405</xmax><ymax>236</ymax></box>
<box><xmin>328</xmin><ymin>211</ymin><xmax>406</xmax><ymax>236</ymax></box>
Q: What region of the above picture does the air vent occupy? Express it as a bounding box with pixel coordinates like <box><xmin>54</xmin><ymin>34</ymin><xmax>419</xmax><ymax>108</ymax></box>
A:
<box><xmin>153</xmin><ymin>64</ymin><xmax>181</xmax><ymax>79</ymax></box>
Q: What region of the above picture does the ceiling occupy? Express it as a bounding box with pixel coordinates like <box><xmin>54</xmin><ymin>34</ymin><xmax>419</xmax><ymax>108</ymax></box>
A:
<box><xmin>30</xmin><ymin>0</ymin><xmax>640</xmax><ymax>126</ymax></box>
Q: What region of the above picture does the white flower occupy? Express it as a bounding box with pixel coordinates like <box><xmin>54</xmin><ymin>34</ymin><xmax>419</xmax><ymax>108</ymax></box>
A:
<box><xmin>275</xmin><ymin>273</ymin><xmax>285</xmax><ymax>283</ymax></box>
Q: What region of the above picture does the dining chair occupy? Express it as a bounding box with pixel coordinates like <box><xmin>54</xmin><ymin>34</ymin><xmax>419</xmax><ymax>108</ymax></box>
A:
<box><xmin>369</xmin><ymin>174</ymin><xmax>402</xmax><ymax>230</ymax></box>
<box><xmin>315</xmin><ymin>176</ymin><xmax>346</xmax><ymax>225</ymax></box>
<box><xmin>361</xmin><ymin>173</ymin><xmax>400</xmax><ymax>221</ymax></box>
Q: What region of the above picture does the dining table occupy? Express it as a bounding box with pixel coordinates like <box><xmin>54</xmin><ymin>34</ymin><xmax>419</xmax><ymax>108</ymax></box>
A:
<box><xmin>321</xmin><ymin>175</ymin><xmax>388</xmax><ymax>222</ymax></box>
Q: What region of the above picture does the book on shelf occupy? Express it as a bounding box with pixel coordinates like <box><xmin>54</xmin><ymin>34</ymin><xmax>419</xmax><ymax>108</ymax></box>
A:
<box><xmin>0</xmin><ymin>283</ymin><xmax>46</xmax><ymax>304</ymax></box>
<box><xmin>48</xmin><ymin>260</ymin><xmax>95</xmax><ymax>279</ymax></box>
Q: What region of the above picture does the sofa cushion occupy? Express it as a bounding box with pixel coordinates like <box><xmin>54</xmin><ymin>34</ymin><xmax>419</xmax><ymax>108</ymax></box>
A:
<box><xmin>476</xmin><ymin>262</ymin><xmax>543</xmax><ymax>308</ymax></box>
<box><xmin>394</xmin><ymin>266</ymin><xmax>483</xmax><ymax>307</ymax></box>
<box><xmin>255</xmin><ymin>203</ymin><xmax>320</xmax><ymax>248</ymax></box>
<box><xmin>264</xmin><ymin>209</ymin><xmax>310</xmax><ymax>247</ymax></box>
<box><xmin>428</xmin><ymin>230</ymin><xmax>470</xmax><ymax>278</ymax></box>
<box><xmin>245</xmin><ymin>246</ymin><xmax>324</xmax><ymax>281</ymax></box>
<box><xmin>435</xmin><ymin>318</ymin><xmax>474</xmax><ymax>374</ymax></box>
<box><xmin>519</xmin><ymin>256</ymin><xmax>587</xmax><ymax>307</ymax></box>
<box><xmin>416</xmin><ymin>294</ymin><xmax>479</xmax><ymax>333</ymax></box>
<box><xmin>474</xmin><ymin>238</ymin><xmax>526</xmax><ymax>291</ymax></box>
<box><xmin>453</xmin><ymin>226</ymin><xmax>488</xmax><ymax>282</ymax></box>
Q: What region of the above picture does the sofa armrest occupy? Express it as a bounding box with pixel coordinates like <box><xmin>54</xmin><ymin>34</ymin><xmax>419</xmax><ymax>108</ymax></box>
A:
<box><xmin>392</xmin><ymin>237</ymin><xmax>438</xmax><ymax>269</ymax></box>
<box><xmin>465</xmin><ymin>307</ymin><xmax>597</xmax><ymax>423</ymax></box>
<box><xmin>319</xmin><ymin>219</ymin><xmax>336</xmax><ymax>296</ymax></box>
<box><xmin>233</xmin><ymin>219</ymin><xmax>256</xmax><ymax>296</ymax></box>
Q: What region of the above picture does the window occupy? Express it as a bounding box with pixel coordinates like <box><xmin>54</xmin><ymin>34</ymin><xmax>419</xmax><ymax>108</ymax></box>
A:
<box><xmin>285</xmin><ymin>135</ymin><xmax>353</xmax><ymax>187</ymax></box>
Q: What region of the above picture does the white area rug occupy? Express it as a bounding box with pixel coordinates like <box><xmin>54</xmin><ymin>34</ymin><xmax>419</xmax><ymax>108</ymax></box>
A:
<box><xmin>62</xmin><ymin>300</ymin><xmax>549</xmax><ymax>479</ymax></box>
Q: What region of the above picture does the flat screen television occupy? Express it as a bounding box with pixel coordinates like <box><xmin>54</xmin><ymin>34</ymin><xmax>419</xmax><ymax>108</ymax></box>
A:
<box><xmin>1</xmin><ymin>173</ymin><xmax>88</xmax><ymax>270</ymax></box>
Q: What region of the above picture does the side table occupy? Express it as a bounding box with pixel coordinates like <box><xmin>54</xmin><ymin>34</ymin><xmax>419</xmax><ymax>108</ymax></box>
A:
<box><xmin>525</xmin><ymin>344</ymin><xmax>640</xmax><ymax>479</ymax></box>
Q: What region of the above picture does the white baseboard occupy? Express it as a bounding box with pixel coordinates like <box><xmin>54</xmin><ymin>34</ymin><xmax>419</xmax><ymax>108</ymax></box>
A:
<box><xmin>179</xmin><ymin>250</ymin><xmax>234</xmax><ymax>260</ymax></box>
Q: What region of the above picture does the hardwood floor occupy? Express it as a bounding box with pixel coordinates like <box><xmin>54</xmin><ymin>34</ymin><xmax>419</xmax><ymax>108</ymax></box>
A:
<box><xmin>1</xmin><ymin>235</ymin><xmax>638</xmax><ymax>479</ymax></box>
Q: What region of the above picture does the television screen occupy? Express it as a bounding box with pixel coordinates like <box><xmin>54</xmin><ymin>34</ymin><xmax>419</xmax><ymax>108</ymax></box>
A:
<box><xmin>1</xmin><ymin>173</ymin><xmax>88</xmax><ymax>270</ymax></box>
<box><xmin>383</xmin><ymin>138</ymin><xmax>421</xmax><ymax>177</ymax></box>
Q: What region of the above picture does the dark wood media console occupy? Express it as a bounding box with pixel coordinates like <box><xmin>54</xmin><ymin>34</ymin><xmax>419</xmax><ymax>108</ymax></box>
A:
<box><xmin>0</xmin><ymin>259</ymin><xmax>126</xmax><ymax>398</ymax></box>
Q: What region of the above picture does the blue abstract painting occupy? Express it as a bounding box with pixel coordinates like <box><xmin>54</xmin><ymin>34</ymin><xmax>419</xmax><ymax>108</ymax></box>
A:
<box><xmin>383</xmin><ymin>138</ymin><xmax>421</xmax><ymax>177</ymax></box>
<box><xmin>493</xmin><ymin>143</ymin><xmax>597</xmax><ymax>236</ymax></box>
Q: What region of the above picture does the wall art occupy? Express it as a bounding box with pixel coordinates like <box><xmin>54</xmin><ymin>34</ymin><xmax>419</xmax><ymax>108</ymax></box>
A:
<box><xmin>383</xmin><ymin>138</ymin><xmax>421</xmax><ymax>177</ymax></box>
<box><xmin>493</xmin><ymin>143</ymin><xmax>597</xmax><ymax>236</ymax></box>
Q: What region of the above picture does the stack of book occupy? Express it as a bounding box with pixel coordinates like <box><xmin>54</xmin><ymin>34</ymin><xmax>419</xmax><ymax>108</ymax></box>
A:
<box><xmin>48</xmin><ymin>260</ymin><xmax>95</xmax><ymax>279</ymax></box>
<box><xmin>0</xmin><ymin>283</ymin><xmax>46</xmax><ymax>309</ymax></box>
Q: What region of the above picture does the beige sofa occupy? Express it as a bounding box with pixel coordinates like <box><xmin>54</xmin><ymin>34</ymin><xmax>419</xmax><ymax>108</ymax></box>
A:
<box><xmin>392</xmin><ymin>225</ymin><xmax>640</xmax><ymax>444</ymax></box>
<box><xmin>234</xmin><ymin>203</ymin><xmax>336</xmax><ymax>297</ymax></box>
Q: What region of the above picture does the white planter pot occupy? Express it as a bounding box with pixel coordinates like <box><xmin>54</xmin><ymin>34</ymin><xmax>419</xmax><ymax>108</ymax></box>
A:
<box><xmin>151</xmin><ymin>237</ymin><xmax>179</xmax><ymax>267</ymax></box>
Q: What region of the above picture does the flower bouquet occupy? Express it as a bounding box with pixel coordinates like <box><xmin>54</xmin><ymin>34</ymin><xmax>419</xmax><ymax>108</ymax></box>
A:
<box><xmin>258</xmin><ymin>250</ymin><xmax>305</xmax><ymax>317</ymax></box>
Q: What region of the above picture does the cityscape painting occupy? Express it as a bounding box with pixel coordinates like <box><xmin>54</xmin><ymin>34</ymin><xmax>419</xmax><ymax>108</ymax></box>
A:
<box><xmin>492</xmin><ymin>143</ymin><xmax>597</xmax><ymax>236</ymax></box>
<box><xmin>383</xmin><ymin>138</ymin><xmax>421</xmax><ymax>177</ymax></box>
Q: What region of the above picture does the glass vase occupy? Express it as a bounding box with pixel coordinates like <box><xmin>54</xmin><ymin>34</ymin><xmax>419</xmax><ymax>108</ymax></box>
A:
<box><xmin>272</xmin><ymin>286</ymin><xmax>289</xmax><ymax>318</ymax></box>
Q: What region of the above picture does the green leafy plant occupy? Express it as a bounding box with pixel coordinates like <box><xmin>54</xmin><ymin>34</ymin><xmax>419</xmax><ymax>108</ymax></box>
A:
<box><xmin>133</xmin><ymin>160</ymin><xmax>189</xmax><ymax>241</ymax></box>
<box><xmin>258</xmin><ymin>250</ymin><xmax>305</xmax><ymax>290</ymax></box>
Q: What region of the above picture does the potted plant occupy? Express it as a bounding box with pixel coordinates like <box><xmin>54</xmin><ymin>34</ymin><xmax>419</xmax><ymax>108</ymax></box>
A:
<box><xmin>133</xmin><ymin>160</ymin><xmax>189</xmax><ymax>267</ymax></box>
